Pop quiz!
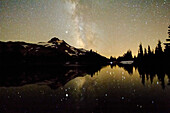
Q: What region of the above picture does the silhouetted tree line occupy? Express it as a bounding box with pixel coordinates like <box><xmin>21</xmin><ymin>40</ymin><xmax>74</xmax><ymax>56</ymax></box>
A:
<box><xmin>134</xmin><ymin>40</ymin><xmax>165</xmax><ymax>65</ymax></box>
<box><xmin>117</xmin><ymin>50</ymin><xmax>133</xmax><ymax>62</ymax></box>
<box><xmin>109</xmin><ymin>50</ymin><xmax>133</xmax><ymax>63</ymax></box>
<box><xmin>134</xmin><ymin>40</ymin><xmax>169</xmax><ymax>67</ymax></box>
<box><xmin>109</xmin><ymin>26</ymin><xmax>170</xmax><ymax>65</ymax></box>
<box><xmin>109</xmin><ymin>25</ymin><xmax>170</xmax><ymax>89</ymax></box>
<box><xmin>135</xmin><ymin>25</ymin><xmax>170</xmax><ymax>65</ymax></box>
<box><xmin>110</xmin><ymin>40</ymin><xmax>169</xmax><ymax>65</ymax></box>
<box><xmin>110</xmin><ymin>25</ymin><xmax>170</xmax><ymax>66</ymax></box>
<box><xmin>76</xmin><ymin>49</ymin><xmax>108</xmax><ymax>65</ymax></box>
<box><xmin>133</xmin><ymin>25</ymin><xmax>170</xmax><ymax>89</ymax></box>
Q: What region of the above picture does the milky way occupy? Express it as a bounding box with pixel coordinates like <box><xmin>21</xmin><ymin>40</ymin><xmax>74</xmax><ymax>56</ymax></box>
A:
<box><xmin>0</xmin><ymin>0</ymin><xmax>169</xmax><ymax>57</ymax></box>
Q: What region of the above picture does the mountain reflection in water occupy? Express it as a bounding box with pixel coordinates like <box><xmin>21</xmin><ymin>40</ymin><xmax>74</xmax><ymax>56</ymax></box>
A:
<box><xmin>0</xmin><ymin>65</ymin><xmax>170</xmax><ymax>113</ymax></box>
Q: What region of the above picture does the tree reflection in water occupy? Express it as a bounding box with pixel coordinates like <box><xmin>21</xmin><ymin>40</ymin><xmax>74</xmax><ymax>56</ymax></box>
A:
<box><xmin>0</xmin><ymin>65</ymin><xmax>170</xmax><ymax>113</ymax></box>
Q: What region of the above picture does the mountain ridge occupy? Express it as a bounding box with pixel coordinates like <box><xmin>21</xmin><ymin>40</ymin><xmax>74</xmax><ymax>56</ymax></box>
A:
<box><xmin>0</xmin><ymin>37</ymin><xmax>108</xmax><ymax>66</ymax></box>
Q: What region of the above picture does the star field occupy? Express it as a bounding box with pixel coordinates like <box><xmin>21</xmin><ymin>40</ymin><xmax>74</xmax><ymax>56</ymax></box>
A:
<box><xmin>0</xmin><ymin>0</ymin><xmax>169</xmax><ymax>57</ymax></box>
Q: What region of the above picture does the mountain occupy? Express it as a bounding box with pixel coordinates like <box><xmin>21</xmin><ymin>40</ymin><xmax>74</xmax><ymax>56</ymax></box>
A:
<box><xmin>0</xmin><ymin>37</ymin><xmax>108</xmax><ymax>66</ymax></box>
<box><xmin>38</xmin><ymin>37</ymin><xmax>89</xmax><ymax>57</ymax></box>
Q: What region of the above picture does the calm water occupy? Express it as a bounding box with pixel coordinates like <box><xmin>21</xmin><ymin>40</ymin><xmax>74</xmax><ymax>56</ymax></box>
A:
<box><xmin>0</xmin><ymin>65</ymin><xmax>170</xmax><ymax>113</ymax></box>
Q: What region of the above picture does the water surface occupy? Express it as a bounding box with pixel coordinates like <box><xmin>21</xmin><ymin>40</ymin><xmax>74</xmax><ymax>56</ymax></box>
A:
<box><xmin>0</xmin><ymin>65</ymin><xmax>170</xmax><ymax>113</ymax></box>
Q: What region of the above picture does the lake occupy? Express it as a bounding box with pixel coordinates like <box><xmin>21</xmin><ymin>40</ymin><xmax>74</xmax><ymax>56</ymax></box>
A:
<box><xmin>0</xmin><ymin>65</ymin><xmax>170</xmax><ymax>113</ymax></box>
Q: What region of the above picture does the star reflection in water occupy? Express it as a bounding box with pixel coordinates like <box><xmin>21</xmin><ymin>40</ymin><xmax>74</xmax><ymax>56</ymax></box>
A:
<box><xmin>0</xmin><ymin>65</ymin><xmax>170</xmax><ymax>113</ymax></box>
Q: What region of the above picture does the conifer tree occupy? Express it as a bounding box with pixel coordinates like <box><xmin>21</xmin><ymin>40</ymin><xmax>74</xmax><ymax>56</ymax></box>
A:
<box><xmin>138</xmin><ymin>43</ymin><xmax>143</xmax><ymax>58</ymax></box>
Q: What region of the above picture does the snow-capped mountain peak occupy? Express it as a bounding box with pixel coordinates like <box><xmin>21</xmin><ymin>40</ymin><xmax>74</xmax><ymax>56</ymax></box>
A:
<box><xmin>36</xmin><ymin>37</ymin><xmax>89</xmax><ymax>57</ymax></box>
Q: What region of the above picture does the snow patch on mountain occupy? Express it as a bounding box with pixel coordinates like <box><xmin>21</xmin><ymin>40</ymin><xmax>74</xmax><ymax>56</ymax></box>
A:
<box><xmin>35</xmin><ymin>37</ymin><xmax>89</xmax><ymax>57</ymax></box>
<box><xmin>22</xmin><ymin>45</ymin><xmax>28</xmax><ymax>48</ymax></box>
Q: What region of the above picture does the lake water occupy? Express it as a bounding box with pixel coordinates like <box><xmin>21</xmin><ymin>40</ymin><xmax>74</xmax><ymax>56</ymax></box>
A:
<box><xmin>0</xmin><ymin>65</ymin><xmax>170</xmax><ymax>113</ymax></box>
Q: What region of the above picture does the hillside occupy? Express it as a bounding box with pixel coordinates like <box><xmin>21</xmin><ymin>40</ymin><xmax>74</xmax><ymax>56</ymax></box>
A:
<box><xmin>0</xmin><ymin>37</ymin><xmax>108</xmax><ymax>66</ymax></box>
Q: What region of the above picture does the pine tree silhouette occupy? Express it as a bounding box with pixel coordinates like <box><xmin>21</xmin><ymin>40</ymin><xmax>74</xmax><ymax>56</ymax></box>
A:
<box><xmin>148</xmin><ymin>45</ymin><xmax>151</xmax><ymax>55</ymax></box>
<box><xmin>164</xmin><ymin>25</ymin><xmax>170</xmax><ymax>55</ymax></box>
<box><xmin>155</xmin><ymin>40</ymin><xmax>163</xmax><ymax>55</ymax></box>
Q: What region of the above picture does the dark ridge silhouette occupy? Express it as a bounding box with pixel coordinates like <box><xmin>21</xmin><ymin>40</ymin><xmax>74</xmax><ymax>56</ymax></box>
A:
<box><xmin>0</xmin><ymin>37</ymin><xmax>109</xmax><ymax>66</ymax></box>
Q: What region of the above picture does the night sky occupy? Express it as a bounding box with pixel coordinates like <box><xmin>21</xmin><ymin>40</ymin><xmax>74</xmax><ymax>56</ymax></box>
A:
<box><xmin>0</xmin><ymin>0</ymin><xmax>169</xmax><ymax>57</ymax></box>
